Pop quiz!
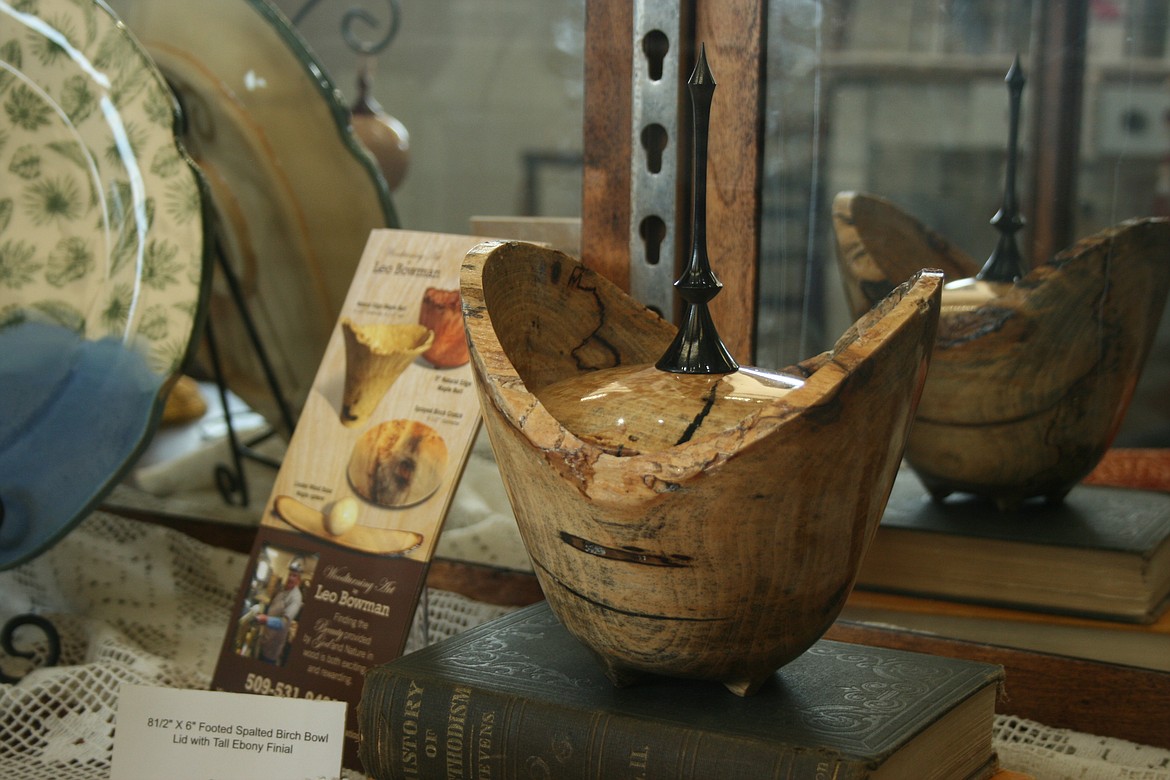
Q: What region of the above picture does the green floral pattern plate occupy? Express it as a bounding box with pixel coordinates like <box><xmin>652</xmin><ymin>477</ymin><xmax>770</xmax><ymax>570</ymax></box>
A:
<box><xmin>0</xmin><ymin>0</ymin><xmax>210</xmax><ymax>568</ymax></box>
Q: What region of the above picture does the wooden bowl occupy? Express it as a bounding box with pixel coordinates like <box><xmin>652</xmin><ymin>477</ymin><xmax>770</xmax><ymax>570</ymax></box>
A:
<box><xmin>461</xmin><ymin>240</ymin><xmax>942</xmax><ymax>694</ymax></box>
<box><xmin>833</xmin><ymin>191</ymin><xmax>1170</xmax><ymax>508</ymax></box>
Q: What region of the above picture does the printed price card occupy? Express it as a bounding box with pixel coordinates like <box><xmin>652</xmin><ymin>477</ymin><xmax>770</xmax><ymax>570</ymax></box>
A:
<box><xmin>112</xmin><ymin>684</ymin><xmax>346</xmax><ymax>780</ymax></box>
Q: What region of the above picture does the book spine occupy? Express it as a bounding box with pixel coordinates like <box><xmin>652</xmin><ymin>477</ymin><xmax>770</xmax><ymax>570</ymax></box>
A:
<box><xmin>359</xmin><ymin>667</ymin><xmax>865</xmax><ymax>780</ymax></box>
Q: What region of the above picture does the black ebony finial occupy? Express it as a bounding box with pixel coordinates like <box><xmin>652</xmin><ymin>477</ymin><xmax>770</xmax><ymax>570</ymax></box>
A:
<box><xmin>978</xmin><ymin>54</ymin><xmax>1027</xmax><ymax>283</ymax></box>
<box><xmin>656</xmin><ymin>44</ymin><xmax>739</xmax><ymax>375</ymax></box>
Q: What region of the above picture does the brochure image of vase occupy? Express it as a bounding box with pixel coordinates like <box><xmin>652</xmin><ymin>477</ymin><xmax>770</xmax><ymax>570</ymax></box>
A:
<box><xmin>339</xmin><ymin>320</ymin><xmax>434</xmax><ymax>427</ymax></box>
<box><xmin>418</xmin><ymin>287</ymin><xmax>471</xmax><ymax>368</ymax></box>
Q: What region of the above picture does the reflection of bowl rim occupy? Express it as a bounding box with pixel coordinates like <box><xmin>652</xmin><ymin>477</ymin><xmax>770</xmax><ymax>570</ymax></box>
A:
<box><xmin>535</xmin><ymin>363</ymin><xmax>807</xmax><ymax>456</ymax></box>
<box><xmin>347</xmin><ymin>418</ymin><xmax>448</xmax><ymax>509</ymax></box>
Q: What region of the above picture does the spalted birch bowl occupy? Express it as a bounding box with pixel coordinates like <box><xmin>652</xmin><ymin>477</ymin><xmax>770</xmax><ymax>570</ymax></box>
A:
<box><xmin>461</xmin><ymin>240</ymin><xmax>942</xmax><ymax>695</ymax></box>
<box><xmin>833</xmin><ymin>191</ymin><xmax>1170</xmax><ymax>508</ymax></box>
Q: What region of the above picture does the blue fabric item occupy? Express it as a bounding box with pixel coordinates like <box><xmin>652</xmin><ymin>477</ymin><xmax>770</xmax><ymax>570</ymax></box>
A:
<box><xmin>0</xmin><ymin>321</ymin><xmax>163</xmax><ymax>569</ymax></box>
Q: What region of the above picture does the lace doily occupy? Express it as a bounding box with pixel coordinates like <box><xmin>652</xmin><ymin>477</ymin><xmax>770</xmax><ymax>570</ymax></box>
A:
<box><xmin>994</xmin><ymin>717</ymin><xmax>1170</xmax><ymax>780</ymax></box>
<box><xmin>0</xmin><ymin>511</ymin><xmax>512</xmax><ymax>779</ymax></box>
<box><xmin>0</xmin><ymin>511</ymin><xmax>1166</xmax><ymax>779</ymax></box>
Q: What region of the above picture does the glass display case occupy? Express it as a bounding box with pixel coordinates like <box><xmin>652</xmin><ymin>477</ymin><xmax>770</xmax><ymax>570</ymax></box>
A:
<box><xmin>288</xmin><ymin>0</ymin><xmax>1167</xmax><ymax>443</ymax></box>
<box><xmin>759</xmin><ymin>0</ymin><xmax>1170</xmax><ymax>445</ymax></box>
<box><xmin>1</xmin><ymin>3</ymin><xmax>1169</xmax><ymax>776</ymax></box>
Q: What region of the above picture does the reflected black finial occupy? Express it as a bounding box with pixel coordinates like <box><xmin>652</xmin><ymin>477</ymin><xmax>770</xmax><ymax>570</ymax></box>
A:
<box><xmin>657</xmin><ymin>44</ymin><xmax>739</xmax><ymax>375</ymax></box>
<box><xmin>978</xmin><ymin>54</ymin><xmax>1027</xmax><ymax>283</ymax></box>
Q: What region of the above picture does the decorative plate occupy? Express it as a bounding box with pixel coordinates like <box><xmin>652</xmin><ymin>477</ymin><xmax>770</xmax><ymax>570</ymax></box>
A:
<box><xmin>108</xmin><ymin>0</ymin><xmax>398</xmax><ymax>430</ymax></box>
<box><xmin>0</xmin><ymin>0</ymin><xmax>210</xmax><ymax>567</ymax></box>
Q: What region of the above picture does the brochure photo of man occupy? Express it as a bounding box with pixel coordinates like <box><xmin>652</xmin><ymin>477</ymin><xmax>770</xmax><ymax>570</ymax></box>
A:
<box><xmin>234</xmin><ymin>546</ymin><xmax>316</xmax><ymax>666</ymax></box>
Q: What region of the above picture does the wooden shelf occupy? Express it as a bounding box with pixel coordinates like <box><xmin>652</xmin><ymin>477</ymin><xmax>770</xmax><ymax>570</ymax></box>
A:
<box><xmin>129</xmin><ymin>507</ymin><xmax>1170</xmax><ymax>751</ymax></box>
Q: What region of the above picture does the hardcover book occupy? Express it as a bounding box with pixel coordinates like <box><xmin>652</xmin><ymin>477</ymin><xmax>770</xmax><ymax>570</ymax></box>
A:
<box><xmin>359</xmin><ymin>602</ymin><xmax>1003</xmax><ymax>779</ymax></box>
<box><xmin>855</xmin><ymin>469</ymin><xmax>1170</xmax><ymax>622</ymax></box>
<box><xmin>841</xmin><ymin>588</ymin><xmax>1170</xmax><ymax>672</ymax></box>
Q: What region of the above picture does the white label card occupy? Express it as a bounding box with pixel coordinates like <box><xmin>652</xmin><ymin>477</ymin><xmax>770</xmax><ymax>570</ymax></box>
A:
<box><xmin>112</xmin><ymin>684</ymin><xmax>346</xmax><ymax>780</ymax></box>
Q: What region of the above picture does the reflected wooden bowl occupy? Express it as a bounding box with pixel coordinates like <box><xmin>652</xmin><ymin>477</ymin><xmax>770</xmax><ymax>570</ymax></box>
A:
<box><xmin>461</xmin><ymin>240</ymin><xmax>941</xmax><ymax>694</ymax></box>
<box><xmin>832</xmin><ymin>191</ymin><xmax>1170</xmax><ymax>508</ymax></box>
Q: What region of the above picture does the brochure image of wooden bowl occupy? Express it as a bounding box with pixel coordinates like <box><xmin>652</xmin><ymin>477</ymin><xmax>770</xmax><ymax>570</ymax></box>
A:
<box><xmin>271</xmin><ymin>494</ymin><xmax>423</xmax><ymax>556</ymax></box>
<box><xmin>347</xmin><ymin>419</ymin><xmax>448</xmax><ymax>508</ymax></box>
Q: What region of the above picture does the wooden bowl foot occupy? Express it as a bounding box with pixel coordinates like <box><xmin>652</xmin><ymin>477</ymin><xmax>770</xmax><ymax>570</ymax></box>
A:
<box><xmin>724</xmin><ymin>675</ymin><xmax>769</xmax><ymax>697</ymax></box>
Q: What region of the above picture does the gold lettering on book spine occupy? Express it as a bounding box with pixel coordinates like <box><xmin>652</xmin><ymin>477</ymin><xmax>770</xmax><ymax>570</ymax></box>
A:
<box><xmin>445</xmin><ymin>686</ymin><xmax>471</xmax><ymax>779</ymax></box>
<box><xmin>475</xmin><ymin>710</ymin><xmax>495</xmax><ymax>778</ymax></box>
<box><xmin>400</xmin><ymin>679</ymin><xmax>425</xmax><ymax>776</ymax></box>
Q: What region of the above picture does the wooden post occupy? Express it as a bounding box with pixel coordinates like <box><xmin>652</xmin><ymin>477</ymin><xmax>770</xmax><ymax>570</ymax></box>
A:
<box><xmin>1028</xmin><ymin>0</ymin><xmax>1089</xmax><ymax>265</ymax></box>
<box><xmin>693</xmin><ymin>0</ymin><xmax>765</xmax><ymax>362</ymax></box>
<box><xmin>581</xmin><ymin>1</ymin><xmax>634</xmax><ymax>291</ymax></box>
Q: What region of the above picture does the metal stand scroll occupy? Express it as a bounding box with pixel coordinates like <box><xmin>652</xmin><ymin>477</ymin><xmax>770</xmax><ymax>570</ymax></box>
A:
<box><xmin>291</xmin><ymin>0</ymin><xmax>401</xmax><ymax>57</ymax></box>
<box><xmin>0</xmin><ymin>614</ymin><xmax>60</xmax><ymax>684</ymax></box>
